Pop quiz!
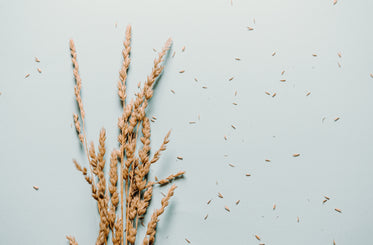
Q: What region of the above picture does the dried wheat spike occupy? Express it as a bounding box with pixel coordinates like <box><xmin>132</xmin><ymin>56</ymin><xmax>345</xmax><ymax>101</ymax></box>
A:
<box><xmin>143</xmin><ymin>185</ymin><xmax>177</xmax><ymax>245</ymax></box>
<box><xmin>69</xmin><ymin>39</ymin><xmax>85</xmax><ymax>120</ymax></box>
<box><xmin>150</xmin><ymin>130</ymin><xmax>171</xmax><ymax>164</ymax></box>
<box><xmin>118</xmin><ymin>25</ymin><xmax>132</xmax><ymax>104</ymax></box>
<box><xmin>158</xmin><ymin>171</ymin><xmax>185</xmax><ymax>185</ymax></box>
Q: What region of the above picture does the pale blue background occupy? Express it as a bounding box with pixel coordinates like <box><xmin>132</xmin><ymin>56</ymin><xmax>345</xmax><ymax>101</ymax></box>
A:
<box><xmin>1</xmin><ymin>0</ymin><xmax>373</xmax><ymax>244</ymax></box>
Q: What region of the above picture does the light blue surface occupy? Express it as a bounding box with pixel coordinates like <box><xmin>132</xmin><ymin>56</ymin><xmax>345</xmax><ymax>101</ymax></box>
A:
<box><xmin>1</xmin><ymin>0</ymin><xmax>373</xmax><ymax>244</ymax></box>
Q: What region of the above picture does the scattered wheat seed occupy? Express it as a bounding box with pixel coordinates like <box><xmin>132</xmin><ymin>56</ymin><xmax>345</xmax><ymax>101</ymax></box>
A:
<box><xmin>293</xmin><ymin>153</ymin><xmax>300</xmax><ymax>157</ymax></box>
<box><xmin>154</xmin><ymin>176</ymin><xmax>158</xmax><ymax>181</ymax></box>
<box><xmin>207</xmin><ymin>199</ymin><xmax>212</xmax><ymax>205</ymax></box>
<box><xmin>229</xmin><ymin>77</ymin><xmax>234</xmax><ymax>81</ymax></box>
<box><xmin>335</xmin><ymin>208</ymin><xmax>342</xmax><ymax>213</ymax></box>
<box><xmin>370</xmin><ymin>73</ymin><xmax>373</xmax><ymax>78</ymax></box>
<box><xmin>272</xmin><ymin>93</ymin><xmax>276</xmax><ymax>97</ymax></box>
<box><xmin>312</xmin><ymin>54</ymin><xmax>318</xmax><ymax>57</ymax></box>
<box><xmin>235</xmin><ymin>57</ymin><xmax>241</xmax><ymax>61</ymax></box>
<box><xmin>324</xmin><ymin>196</ymin><xmax>330</xmax><ymax>200</ymax></box>
<box><xmin>273</xmin><ymin>204</ymin><xmax>276</xmax><ymax>210</ymax></box>
<box><xmin>137</xmin><ymin>81</ymin><xmax>141</xmax><ymax>88</ymax></box>
<box><xmin>189</xmin><ymin>121</ymin><xmax>196</xmax><ymax>124</ymax></box>
<box><xmin>194</xmin><ymin>78</ymin><xmax>198</xmax><ymax>82</ymax></box>
<box><xmin>170</xmin><ymin>89</ymin><xmax>175</xmax><ymax>94</ymax></box>
<box><xmin>152</xmin><ymin>48</ymin><xmax>157</xmax><ymax>52</ymax></box>
<box><xmin>202</xmin><ymin>86</ymin><xmax>208</xmax><ymax>89</ymax></box>
<box><xmin>25</xmin><ymin>74</ymin><xmax>30</xmax><ymax>78</ymax></box>
<box><xmin>185</xmin><ymin>238</ymin><xmax>191</xmax><ymax>243</ymax></box>
<box><xmin>272</xmin><ymin>52</ymin><xmax>276</xmax><ymax>56</ymax></box>
<box><xmin>232</xmin><ymin>102</ymin><xmax>238</xmax><ymax>105</ymax></box>
<box><xmin>265</xmin><ymin>159</ymin><xmax>271</xmax><ymax>162</ymax></box>
<box><xmin>172</xmin><ymin>51</ymin><xmax>176</xmax><ymax>57</ymax></box>
<box><xmin>228</xmin><ymin>163</ymin><xmax>235</xmax><ymax>167</ymax></box>
<box><xmin>247</xmin><ymin>26</ymin><xmax>254</xmax><ymax>31</ymax></box>
<box><xmin>152</xmin><ymin>116</ymin><xmax>157</xmax><ymax>120</ymax></box>
<box><xmin>179</xmin><ymin>70</ymin><xmax>185</xmax><ymax>73</ymax></box>
<box><xmin>338</xmin><ymin>52</ymin><xmax>342</xmax><ymax>58</ymax></box>
<box><xmin>323</xmin><ymin>199</ymin><xmax>328</xmax><ymax>204</ymax></box>
<box><xmin>225</xmin><ymin>206</ymin><xmax>230</xmax><ymax>212</ymax></box>
<box><xmin>255</xmin><ymin>235</ymin><xmax>261</xmax><ymax>240</ymax></box>
<box><xmin>245</xmin><ymin>173</ymin><xmax>251</xmax><ymax>176</ymax></box>
<box><xmin>281</xmin><ymin>70</ymin><xmax>285</xmax><ymax>75</ymax></box>
<box><xmin>177</xmin><ymin>156</ymin><xmax>183</xmax><ymax>160</ymax></box>
<box><xmin>236</xmin><ymin>200</ymin><xmax>240</xmax><ymax>205</ymax></box>
<box><xmin>334</xmin><ymin>117</ymin><xmax>340</xmax><ymax>122</ymax></box>
<box><xmin>151</xmin><ymin>118</ymin><xmax>155</xmax><ymax>122</ymax></box>
<box><xmin>338</xmin><ymin>62</ymin><xmax>341</xmax><ymax>68</ymax></box>
<box><xmin>333</xmin><ymin>240</ymin><xmax>336</xmax><ymax>245</ymax></box>
<box><xmin>33</xmin><ymin>186</ymin><xmax>39</xmax><ymax>190</ymax></box>
<box><xmin>37</xmin><ymin>68</ymin><xmax>42</xmax><ymax>73</ymax></box>
<box><xmin>265</xmin><ymin>91</ymin><xmax>271</xmax><ymax>95</ymax></box>
<box><xmin>231</xmin><ymin>125</ymin><xmax>236</xmax><ymax>129</ymax></box>
<box><xmin>297</xmin><ymin>216</ymin><xmax>300</xmax><ymax>223</ymax></box>
<box><xmin>306</xmin><ymin>92</ymin><xmax>311</xmax><ymax>96</ymax></box>
<box><xmin>182</xmin><ymin>46</ymin><xmax>186</xmax><ymax>52</ymax></box>
<box><xmin>204</xmin><ymin>214</ymin><xmax>208</xmax><ymax>220</ymax></box>
<box><xmin>35</xmin><ymin>57</ymin><xmax>40</xmax><ymax>62</ymax></box>
<box><xmin>161</xmin><ymin>192</ymin><xmax>166</xmax><ymax>197</ymax></box>
<box><xmin>333</xmin><ymin>0</ymin><xmax>337</xmax><ymax>5</ymax></box>
<box><xmin>253</xmin><ymin>18</ymin><xmax>256</xmax><ymax>24</ymax></box>
<box><xmin>224</xmin><ymin>135</ymin><xmax>227</xmax><ymax>140</ymax></box>
<box><xmin>218</xmin><ymin>192</ymin><xmax>224</xmax><ymax>198</ymax></box>
<box><xmin>280</xmin><ymin>79</ymin><xmax>286</xmax><ymax>82</ymax></box>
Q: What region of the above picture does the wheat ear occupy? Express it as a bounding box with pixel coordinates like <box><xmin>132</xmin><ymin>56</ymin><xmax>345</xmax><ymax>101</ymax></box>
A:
<box><xmin>157</xmin><ymin>171</ymin><xmax>185</xmax><ymax>185</ymax></box>
<box><xmin>143</xmin><ymin>185</ymin><xmax>177</xmax><ymax>245</ymax></box>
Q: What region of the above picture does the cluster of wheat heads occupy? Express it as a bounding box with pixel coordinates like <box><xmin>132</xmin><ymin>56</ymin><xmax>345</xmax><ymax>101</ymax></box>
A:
<box><xmin>67</xmin><ymin>25</ymin><xmax>185</xmax><ymax>245</ymax></box>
